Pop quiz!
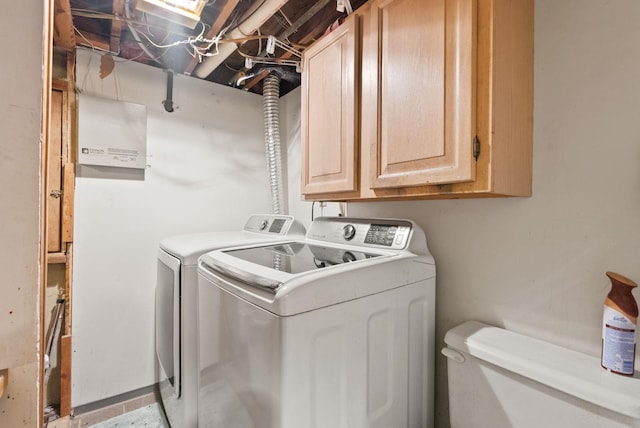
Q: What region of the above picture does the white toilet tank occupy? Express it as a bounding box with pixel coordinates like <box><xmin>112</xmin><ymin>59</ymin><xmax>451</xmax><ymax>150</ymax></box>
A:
<box><xmin>443</xmin><ymin>321</ymin><xmax>640</xmax><ymax>428</ymax></box>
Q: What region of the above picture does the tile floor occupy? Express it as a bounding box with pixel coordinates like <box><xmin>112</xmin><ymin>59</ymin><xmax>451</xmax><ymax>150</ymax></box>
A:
<box><xmin>47</xmin><ymin>392</ymin><xmax>168</xmax><ymax>428</ymax></box>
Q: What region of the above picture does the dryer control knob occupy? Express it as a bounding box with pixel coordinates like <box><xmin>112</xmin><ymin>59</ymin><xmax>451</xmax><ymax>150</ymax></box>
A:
<box><xmin>259</xmin><ymin>219</ymin><xmax>269</xmax><ymax>231</ymax></box>
<box><xmin>343</xmin><ymin>224</ymin><xmax>356</xmax><ymax>241</ymax></box>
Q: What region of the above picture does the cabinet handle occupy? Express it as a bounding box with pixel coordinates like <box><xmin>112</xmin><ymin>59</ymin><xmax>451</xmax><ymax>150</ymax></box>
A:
<box><xmin>50</xmin><ymin>190</ymin><xmax>63</xmax><ymax>198</ymax></box>
<box><xmin>473</xmin><ymin>136</ymin><xmax>481</xmax><ymax>161</ymax></box>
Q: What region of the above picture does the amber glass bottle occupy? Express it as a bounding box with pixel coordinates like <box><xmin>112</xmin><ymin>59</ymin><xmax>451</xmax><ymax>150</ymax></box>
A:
<box><xmin>601</xmin><ymin>271</ymin><xmax>638</xmax><ymax>375</ymax></box>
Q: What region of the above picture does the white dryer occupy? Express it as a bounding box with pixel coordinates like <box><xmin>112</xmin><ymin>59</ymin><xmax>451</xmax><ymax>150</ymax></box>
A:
<box><xmin>155</xmin><ymin>214</ymin><xmax>305</xmax><ymax>428</ymax></box>
<box><xmin>197</xmin><ymin>217</ymin><xmax>436</xmax><ymax>428</ymax></box>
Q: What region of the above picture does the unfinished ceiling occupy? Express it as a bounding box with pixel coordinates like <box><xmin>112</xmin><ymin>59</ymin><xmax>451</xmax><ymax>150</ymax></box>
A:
<box><xmin>53</xmin><ymin>0</ymin><xmax>368</xmax><ymax>95</ymax></box>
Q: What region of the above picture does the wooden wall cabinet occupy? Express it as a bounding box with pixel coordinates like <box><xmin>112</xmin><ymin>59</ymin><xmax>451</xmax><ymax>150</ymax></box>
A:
<box><xmin>301</xmin><ymin>15</ymin><xmax>360</xmax><ymax>194</ymax></box>
<box><xmin>301</xmin><ymin>0</ymin><xmax>533</xmax><ymax>201</ymax></box>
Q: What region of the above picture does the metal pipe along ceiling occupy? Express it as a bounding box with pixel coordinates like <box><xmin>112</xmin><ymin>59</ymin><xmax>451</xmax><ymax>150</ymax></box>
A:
<box><xmin>193</xmin><ymin>0</ymin><xmax>290</xmax><ymax>78</ymax></box>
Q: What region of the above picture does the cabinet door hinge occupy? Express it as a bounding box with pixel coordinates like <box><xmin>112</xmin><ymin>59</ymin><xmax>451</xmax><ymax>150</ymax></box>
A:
<box><xmin>473</xmin><ymin>136</ymin><xmax>480</xmax><ymax>161</ymax></box>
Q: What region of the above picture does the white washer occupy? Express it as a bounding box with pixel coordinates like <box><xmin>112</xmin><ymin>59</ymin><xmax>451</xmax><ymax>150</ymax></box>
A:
<box><xmin>197</xmin><ymin>217</ymin><xmax>436</xmax><ymax>428</ymax></box>
<box><xmin>155</xmin><ymin>215</ymin><xmax>305</xmax><ymax>428</ymax></box>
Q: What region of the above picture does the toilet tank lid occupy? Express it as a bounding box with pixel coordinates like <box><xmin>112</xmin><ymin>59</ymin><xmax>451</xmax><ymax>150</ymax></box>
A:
<box><xmin>444</xmin><ymin>321</ymin><xmax>640</xmax><ymax>420</ymax></box>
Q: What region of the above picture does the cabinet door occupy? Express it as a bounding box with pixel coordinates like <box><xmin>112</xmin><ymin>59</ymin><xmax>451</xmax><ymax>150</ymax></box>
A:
<box><xmin>301</xmin><ymin>16</ymin><xmax>360</xmax><ymax>195</ymax></box>
<box><xmin>365</xmin><ymin>0</ymin><xmax>476</xmax><ymax>188</ymax></box>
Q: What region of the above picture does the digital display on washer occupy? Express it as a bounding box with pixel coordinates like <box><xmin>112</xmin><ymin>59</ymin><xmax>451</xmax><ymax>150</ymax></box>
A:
<box><xmin>222</xmin><ymin>243</ymin><xmax>383</xmax><ymax>274</ymax></box>
<box><xmin>365</xmin><ymin>225</ymin><xmax>399</xmax><ymax>246</ymax></box>
<box><xmin>268</xmin><ymin>218</ymin><xmax>286</xmax><ymax>234</ymax></box>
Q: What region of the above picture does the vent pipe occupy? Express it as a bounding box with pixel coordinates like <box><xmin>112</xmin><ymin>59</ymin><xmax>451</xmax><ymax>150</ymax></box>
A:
<box><xmin>163</xmin><ymin>70</ymin><xmax>175</xmax><ymax>113</ymax></box>
<box><xmin>193</xmin><ymin>0</ymin><xmax>289</xmax><ymax>79</ymax></box>
<box><xmin>263</xmin><ymin>73</ymin><xmax>284</xmax><ymax>214</ymax></box>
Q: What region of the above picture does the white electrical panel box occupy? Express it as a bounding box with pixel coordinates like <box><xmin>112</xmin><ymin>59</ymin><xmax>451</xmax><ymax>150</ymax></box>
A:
<box><xmin>78</xmin><ymin>94</ymin><xmax>147</xmax><ymax>169</ymax></box>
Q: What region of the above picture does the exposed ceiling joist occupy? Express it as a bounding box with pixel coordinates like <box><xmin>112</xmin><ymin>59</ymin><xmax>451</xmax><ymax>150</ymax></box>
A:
<box><xmin>235</xmin><ymin>0</ymin><xmax>331</xmax><ymax>90</ymax></box>
<box><xmin>279</xmin><ymin>0</ymin><xmax>333</xmax><ymax>41</ymax></box>
<box><xmin>57</xmin><ymin>0</ymin><xmax>368</xmax><ymax>95</ymax></box>
<box><xmin>193</xmin><ymin>0</ymin><xmax>290</xmax><ymax>79</ymax></box>
<box><xmin>110</xmin><ymin>0</ymin><xmax>124</xmax><ymax>53</ymax></box>
<box><xmin>53</xmin><ymin>0</ymin><xmax>77</xmax><ymax>51</ymax></box>
<box><xmin>77</xmin><ymin>31</ymin><xmax>110</xmax><ymax>52</ymax></box>
<box><xmin>183</xmin><ymin>0</ymin><xmax>241</xmax><ymax>75</ymax></box>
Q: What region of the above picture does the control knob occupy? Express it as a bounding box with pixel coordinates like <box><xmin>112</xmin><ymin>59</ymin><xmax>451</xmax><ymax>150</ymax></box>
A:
<box><xmin>342</xmin><ymin>251</ymin><xmax>356</xmax><ymax>263</ymax></box>
<box><xmin>342</xmin><ymin>224</ymin><xmax>356</xmax><ymax>241</ymax></box>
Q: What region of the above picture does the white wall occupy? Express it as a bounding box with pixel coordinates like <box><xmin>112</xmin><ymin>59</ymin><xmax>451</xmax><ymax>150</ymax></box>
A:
<box><xmin>286</xmin><ymin>1</ymin><xmax>640</xmax><ymax>427</ymax></box>
<box><xmin>0</xmin><ymin>2</ymin><xmax>45</xmax><ymax>427</ymax></box>
<box><xmin>72</xmin><ymin>49</ymin><xmax>270</xmax><ymax>407</ymax></box>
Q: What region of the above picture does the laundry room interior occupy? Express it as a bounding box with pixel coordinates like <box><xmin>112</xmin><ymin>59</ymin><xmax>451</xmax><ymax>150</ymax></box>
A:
<box><xmin>2</xmin><ymin>0</ymin><xmax>640</xmax><ymax>427</ymax></box>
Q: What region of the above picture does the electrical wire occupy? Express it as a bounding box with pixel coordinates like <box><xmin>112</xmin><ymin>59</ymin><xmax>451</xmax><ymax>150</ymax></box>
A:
<box><xmin>224</xmin><ymin>62</ymin><xmax>242</xmax><ymax>72</ymax></box>
<box><xmin>124</xmin><ymin>0</ymin><xmax>164</xmax><ymax>65</ymax></box>
<box><xmin>143</xmin><ymin>11</ymin><xmax>159</xmax><ymax>39</ymax></box>
<box><xmin>114</xmin><ymin>63</ymin><xmax>122</xmax><ymax>100</ymax></box>
<box><xmin>75</xmin><ymin>46</ymin><xmax>122</xmax><ymax>99</ymax></box>
<box><xmin>113</xmin><ymin>50</ymin><xmax>147</xmax><ymax>63</ymax></box>
<box><xmin>278</xmin><ymin>9</ymin><xmax>293</xmax><ymax>27</ymax></box>
<box><xmin>137</xmin><ymin>27</ymin><xmax>276</xmax><ymax>64</ymax></box>
<box><xmin>236</xmin><ymin>38</ymin><xmax>301</xmax><ymax>70</ymax></box>
<box><xmin>73</xmin><ymin>3</ymin><xmax>302</xmax><ymax>68</ymax></box>
<box><xmin>70</xmin><ymin>9</ymin><xmax>194</xmax><ymax>38</ymax></box>
<box><xmin>73</xmin><ymin>25</ymin><xmax>107</xmax><ymax>53</ymax></box>
<box><xmin>229</xmin><ymin>0</ymin><xmax>267</xmax><ymax>35</ymax></box>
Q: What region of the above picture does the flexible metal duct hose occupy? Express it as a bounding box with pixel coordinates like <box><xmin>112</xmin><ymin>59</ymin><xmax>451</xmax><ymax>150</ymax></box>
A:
<box><xmin>263</xmin><ymin>73</ymin><xmax>285</xmax><ymax>270</ymax></box>
<box><xmin>263</xmin><ymin>73</ymin><xmax>284</xmax><ymax>215</ymax></box>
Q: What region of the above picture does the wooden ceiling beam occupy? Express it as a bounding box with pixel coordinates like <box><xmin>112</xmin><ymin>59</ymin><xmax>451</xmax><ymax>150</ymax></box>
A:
<box><xmin>182</xmin><ymin>0</ymin><xmax>241</xmax><ymax>75</ymax></box>
<box><xmin>53</xmin><ymin>0</ymin><xmax>77</xmax><ymax>51</ymax></box>
<box><xmin>111</xmin><ymin>0</ymin><xmax>125</xmax><ymax>53</ymax></box>
<box><xmin>241</xmin><ymin>25</ymin><xmax>322</xmax><ymax>91</ymax></box>
<box><xmin>240</xmin><ymin>4</ymin><xmax>335</xmax><ymax>91</ymax></box>
<box><xmin>76</xmin><ymin>31</ymin><xmax>111</xmax><ymax>52</ymax></box>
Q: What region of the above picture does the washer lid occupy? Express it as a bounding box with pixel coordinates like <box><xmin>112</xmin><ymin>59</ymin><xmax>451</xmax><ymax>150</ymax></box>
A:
<box><xmin>223</xmin><ymin>242</ymin><xmax>384</xmax><ymax>275</ymax></box>
<box><xmin>198</xmin><ymin>242</ymin><xmax>434</xmax><ymax>316</ymax></box>
<box><xmin>201</xmin><ymin>241</ymin><xmax>390</xmax><ymax>291</ymax></box>
<box><xmin>159</xmin><ymin>214</ymin><xmax>306</xmax><ymax>265</ymax></box>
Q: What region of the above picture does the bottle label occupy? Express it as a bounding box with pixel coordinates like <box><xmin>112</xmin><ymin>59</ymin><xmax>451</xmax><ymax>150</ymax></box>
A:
<box><xmin>602</xmin><ymin>306</ymin><xmax>636</xmax><ymax>375</ymax></box>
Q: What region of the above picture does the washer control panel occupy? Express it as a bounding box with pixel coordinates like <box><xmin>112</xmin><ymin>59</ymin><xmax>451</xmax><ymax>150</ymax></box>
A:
<box><xmin>308</xmin><ymin>217</ymin><xmax>413</xmax><ymax>250</ymax></box>
<box><xmin>243</xmin><ymin>215</ymin><xmax>306</xmax><ymax>236</ymax></box>
<box><xmin>364</xmin><ymin>224</ymin><xmax>409</xmax><ymax>247</ymax></box>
